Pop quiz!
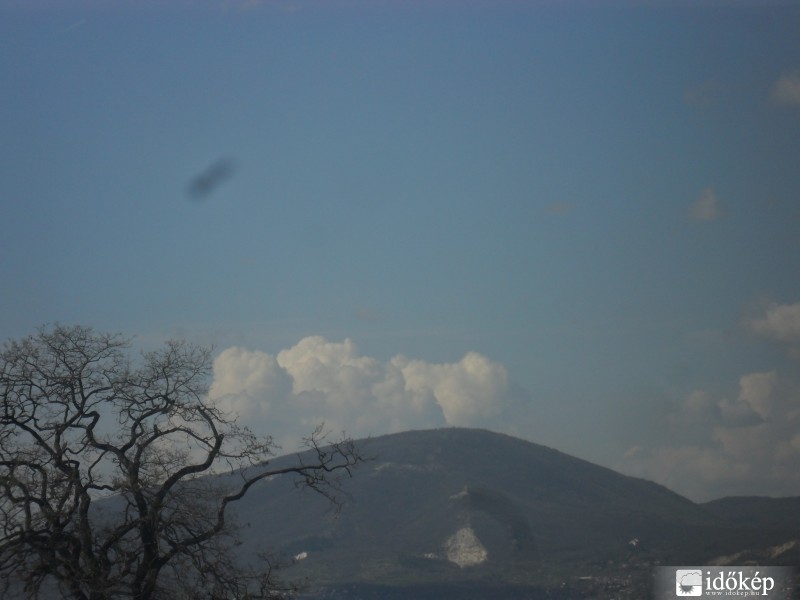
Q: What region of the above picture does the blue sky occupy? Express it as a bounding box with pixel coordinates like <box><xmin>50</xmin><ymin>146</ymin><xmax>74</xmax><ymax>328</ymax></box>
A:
<box><xmin>2</xmin><ymin>0</ymin><xmax>800</xmax><ymax>500</ymax></box>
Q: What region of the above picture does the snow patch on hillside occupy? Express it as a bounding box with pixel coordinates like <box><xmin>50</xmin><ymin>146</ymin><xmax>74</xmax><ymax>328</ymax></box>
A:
<box><xmin>444</xmin><ymin>527</ymin><xmax>487</xmax><ymax>568</ymax></box>
<box><xmin>449</xmin><ymin>485</ymin><xmax>469</xmax><ymax>500</ymax></box>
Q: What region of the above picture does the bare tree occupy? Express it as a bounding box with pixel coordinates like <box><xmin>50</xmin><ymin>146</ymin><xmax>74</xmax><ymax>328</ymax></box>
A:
<box><xmin>0</xmin><ymin>325</ymin><xmax>363</xmax><ymax>600</ymax></box>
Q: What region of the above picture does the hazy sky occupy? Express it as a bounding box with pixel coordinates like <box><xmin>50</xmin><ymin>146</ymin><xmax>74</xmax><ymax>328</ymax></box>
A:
<box><xmin>2</xmin><ymin>0</ymin><xmax>800</xmax><ymax>501</ymax></box>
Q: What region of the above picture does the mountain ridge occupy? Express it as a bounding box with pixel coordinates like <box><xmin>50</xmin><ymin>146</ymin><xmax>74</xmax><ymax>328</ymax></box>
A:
<box><xmin>226</xmin><ymin>427</ymin><xmax>798</xmax><ymax>597</ymax></box>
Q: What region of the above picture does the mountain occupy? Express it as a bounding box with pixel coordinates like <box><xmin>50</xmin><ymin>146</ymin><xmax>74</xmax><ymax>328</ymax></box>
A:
<box><xmin>700</xmin><ymin>497</ymin><xmax>800</xmax><ymax>567</ymax></box>
<box><xmin>226</xmin><ymin>428</ymin><xmax>799</xmax><ymax>598</ymax></box>
<box><xmin>702</xmin><ymin>496</ymin><xmax>800</xmax><ymax>531</ymax></box>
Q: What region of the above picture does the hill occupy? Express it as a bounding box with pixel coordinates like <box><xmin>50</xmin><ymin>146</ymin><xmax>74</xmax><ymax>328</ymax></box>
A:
<box><xmin>225</xmin><ymin>428</ymin><xmax>799</xmax><ymax>598</ymax></box>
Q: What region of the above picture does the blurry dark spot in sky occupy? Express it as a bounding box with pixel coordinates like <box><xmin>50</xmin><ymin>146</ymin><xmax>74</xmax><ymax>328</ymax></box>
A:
<box><xmin>187</xmin><ymin>158</ymin><xmax>236</xmax><ymax>201</ymax></box>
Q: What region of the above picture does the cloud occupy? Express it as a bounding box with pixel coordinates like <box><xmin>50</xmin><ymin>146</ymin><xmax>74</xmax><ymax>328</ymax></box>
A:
<box><xmin>770</xmin><ymin>71</ymin><xmax>800</xmax><ymax>107</ymax></box>
<box><xmin>209</xmin><ymin>336</ymin><xmax>526</xmax><ymax>450</ymax></box>
<box><xmin>684</xmin><ymin>79</ymin><xmax>721</xmax><ymax>108</ymax></box>
<box><xmin>394</xmin><ymin>351</ymin><xmax>514</xmax><ymax>426</ymax></box>
<box><xmin>735</xmin><ymin>371</ymin><xmax>776</xmax><ymax>419</ymax></box>
<box><xmin>688</xmin><ymin>188</ymin><xmax>724</xmax><ymax>222</ymax></box>
<box><xmin>210</xmin><ymin>346</ymin><xmax>293</xmax><ymax>421</ymax></box>
<box><xmin>618</xmin><ymin>371</ymin><xmax>800</xmax><ymax>500</ymax></box>
<box><xmin>749</xmin><ymin>301</ymin><xmax>800</xmax><ymax>343</ymax></box>
<box><xmin>545</xmin><ymin>202</ymin><xmax>574</xmax><ymax>216</ymax></box>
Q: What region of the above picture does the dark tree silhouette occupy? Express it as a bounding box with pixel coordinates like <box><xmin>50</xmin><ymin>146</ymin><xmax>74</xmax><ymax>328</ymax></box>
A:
<box><xmin>0</xmin><ymin>325</ymin><xmax>363</xmax><ymax>600</ymax></box>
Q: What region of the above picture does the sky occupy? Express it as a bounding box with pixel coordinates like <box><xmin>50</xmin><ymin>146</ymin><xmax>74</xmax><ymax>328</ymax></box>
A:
<box><xmin>2</xmin><ymin>0</ymin><xmax>800</xmax><ymax>502</ymax></box>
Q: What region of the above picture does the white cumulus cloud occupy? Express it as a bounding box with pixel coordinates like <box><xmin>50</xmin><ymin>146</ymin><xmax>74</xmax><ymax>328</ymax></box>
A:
<box><xmin>393</xmin><ymin>351</ymin><xmax>513</xmax><ymax>426</ymax></box>
<box><xmin>619</xmin><ymin>370</ymin><xmax>800</xmax><ymax>501</ymax></box>
<box><xmin>208</xmin><ymin>336</ymin><xmax>526</xmax><ymax>450</ymax></box>
<box><xmin>750</xmin><ymin>301</ymin><xmax>800</xmax><ymax>343</ymax></box>
<box><xmin>209</xmin><ymin>346</ymin><xmax>293</xmax><ymax>420</ymax></box>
